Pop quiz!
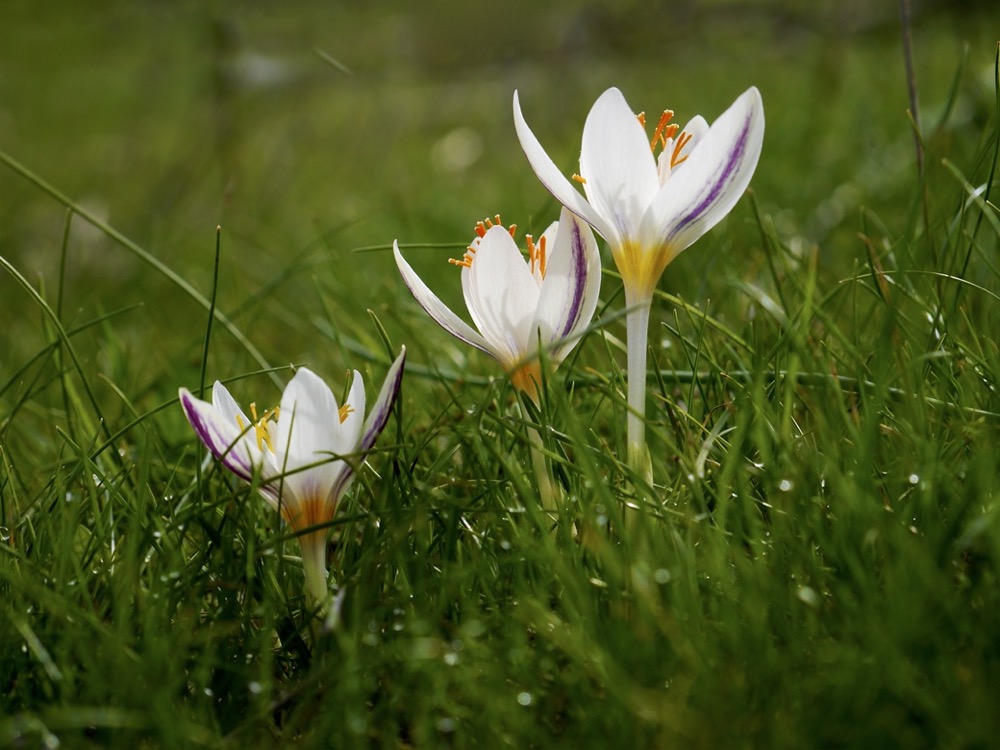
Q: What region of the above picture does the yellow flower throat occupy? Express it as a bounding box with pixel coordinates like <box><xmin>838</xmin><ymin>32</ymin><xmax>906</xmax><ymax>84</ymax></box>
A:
<box><xmin>235</xmin><ymin>401</ymin><xmax>353</xmax><ymax>452</ymax></box>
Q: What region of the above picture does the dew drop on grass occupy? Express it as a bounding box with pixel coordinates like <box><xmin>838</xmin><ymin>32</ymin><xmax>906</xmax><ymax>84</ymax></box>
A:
<box><xmin>796</xmin><ymin>586</ymin><xmax>820</xmax><ymax>608</ymax></box>
<box><xmin>248</xmin><ymin>681</ymin><xmax>263</xmax><ymax>695</ymax></box>
<box><xmin>778</xmin><ymin>479</ymin><xmax>793</xmax><ymax>492</ymax></box>
<box><xmin>348</xmin><ymin>715</ymin><xmax>367</xmax><ymax>734</ymax></box>
<box><xmin>436</xmin><ymin>717</ymin><xmax>457</xmax><ymax>733</ymax></box>
<box><xmin>499</xmin><ymin>540</ymin><xmax>512</xmax><ymax>551</ymax></box>
<box><xmin>517</xmin><ymin>692</ymin><xmax>533</xmax><ymax>706</ymax></box>
<box><xmin>443</xmin><ymin>652</ymin><xmax>460</xmax><ymax>666</ymax></box>
<box><xmin>653</xmin><ymin>569</ymin><xmax>672</xmax><ymax>584</ymax></box>
<box><xmin>908</xmin><ymin>474</ymin><xmax>919</xmax><ymax>485</ymax></box>
<box><xmin>0</xmin><ymin>527</ymin><xmax>9</xmax><ymax>542</ymax></box>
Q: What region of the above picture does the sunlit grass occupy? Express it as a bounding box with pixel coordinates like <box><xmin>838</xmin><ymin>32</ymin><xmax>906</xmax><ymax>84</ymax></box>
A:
<box><xmin>2</xmin><ymin>3</ymin><xmax>1000</xmax><ymax>747</ymax></box>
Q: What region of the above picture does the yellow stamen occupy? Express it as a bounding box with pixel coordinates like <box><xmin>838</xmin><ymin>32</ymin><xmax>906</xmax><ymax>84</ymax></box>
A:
<box><xmin>572</xmin><ymin>173</ymin><xmax>587</xmax><ymax>184</ymax></box>
<box><xmin>240</xmin><ymin>402</ymin><xmax>278</xmax><ymax>452</ymax></box>
<box><xmin>636</xmin><ymin>111</ymin><xmax>646</xmax><ymax>128</ymax></box>
<box><xmin>338</xmin><ymin>403</ymin><xmax>353</xmax><ymax>423</ymax></box>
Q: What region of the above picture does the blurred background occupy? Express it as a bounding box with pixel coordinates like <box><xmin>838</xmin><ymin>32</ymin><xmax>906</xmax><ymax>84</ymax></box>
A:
<box><xmin>0</xmin><ymin>0</ymin><xmax>996</xmax><ymax>398</ymax></box>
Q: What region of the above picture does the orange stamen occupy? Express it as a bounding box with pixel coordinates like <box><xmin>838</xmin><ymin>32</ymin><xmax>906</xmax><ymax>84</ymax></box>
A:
<box><xmin>572</xmin><ymin>174</ymin><xmax>587</xmax><ymax>184</ymax></box>
<box><xmin>650</xmin><ymin>110</ymin><xmax>675</xmax><ymax>151</ymax></box>
<box><xmin>526</xmin><ymin>234</ymin><xmax>547</xmax><ymax>279</ymax></box>
<box><xmin>451</xmin><ymin>214</ymin><xmax>516</xmax><ymax>268</ymax></box>
<box><xmin>338</xmin><ymin>403</ymin><xmax>353</xmax><ymax>423</ymax></box>
<box><xmin>636</xmin><ymin>111</ymin><xmax>646</xmax><ymax>128</ymax></box>
<box><xmin>670</xmin><ymin>131</ymin><xmax>693</xmax><ymax>168</ymax></box>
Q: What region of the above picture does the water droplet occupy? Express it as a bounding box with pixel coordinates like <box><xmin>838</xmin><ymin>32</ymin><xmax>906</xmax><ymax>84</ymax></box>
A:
<box><xmin>203</xmin><ymin>687</ymin><xmax>214</xmax><ymax>697</ymax></box>
<box><xmin>654</xmin><ymin>569</ymin><xmax>672</xmax><ymax>584</ymax></box>
<box><xmin>443</xmin><ymin>652</ymin><xmax>460</xmax><ymax>666</ymax></box>
<box><xmin>436</xmin><ymin>717</ymin><xmax>457</xmax><ymax>733</ymax></box>
<box><xmin>517</xmin><ymin>692</ymin><xmax>533</xmax><ymax>706</ymax></box>
<box><xmin>0</xmin><ymin>527</ymin><xmax>9</xmax><ymax>542</ymax></box>
<box><xmin>348</xmin><ymin>715</ymin><xmax>367</xmax><ymax>734</ymax></box>
<box><xmin>778</xmin><ymin>479</ymin><xmax>793</xmax><ymax>492</ymax></box>
<box><xmin>499</xmin><ymin>540</ymin><xmax>511</xmax><ymax>551</ymax></box>
<box><xmin>796</xmin><ymin>586</ymin><xmax>820</xmax><ymax>608</ymax></box>
<box><xmin>596</xmin><ymin>514</ymin><xmax>608</xmax><ymax>527</ymax></box>
<box><xmin>248</xmin><ymin>681</ymin><xmax>263</xmax><ymax>695</ymax></box>
<box><xmin>908</xmin><ymin>474</ymin><xmax>919</xmax><ymax>485</ymax></box>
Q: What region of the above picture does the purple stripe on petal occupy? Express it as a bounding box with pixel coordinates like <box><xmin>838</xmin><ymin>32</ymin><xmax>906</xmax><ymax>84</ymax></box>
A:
<box><xmin>330</xmin><ymin>347</ymin><xmax>407</xmax><ymax>502</ymax></box>
<box><xmin>360</xmin><ymin>347</ymin><xmax>406</xmax><ymax>453</ymax></box>
<box><xmin>669</xmin><ymin>110</ymin><xmax>752</xmax><ymax>237</ymax></box>
<box><xmin>180</xmin><ymin>389</ymin><xmax>254</xmax><ymax>482</ymax></box>
<box><xmin>557</xmin><ymin>220</ymin><xmax>589</xmax><ymax>340</ymax></box>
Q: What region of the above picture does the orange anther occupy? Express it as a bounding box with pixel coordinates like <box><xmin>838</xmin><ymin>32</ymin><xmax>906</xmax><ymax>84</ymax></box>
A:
<box><xmin>650</xmin><ymin>110</ymin><xmax>675</xmax><ymax>151</ymax></box>
<box><xmin>670</xmin><ymin>131</ymin><xmax>693</xmax><ymax>168</ymax></box>
<box><xmin>526</xmin><ymin>234</ymin><xmax>548</xmax><ymax>279</ymax></box>
<box><xmin>338</xmin><ymin>403</ymin><xmax>354</xmax><ymax>423</ymax></box>
<box><xmin>636</xmin><ymin>111</ymin><xmax>646</xmax><ymax>128</ymax></box>
<box><xmin>572</xmin><ymin>174</ymin><xmax>587</xmax><ymax>184</ymax></box>
<box><xmin>449</xmin><ymin>244</ymin><xmax>478</xmax><ymax>268</ymax></box>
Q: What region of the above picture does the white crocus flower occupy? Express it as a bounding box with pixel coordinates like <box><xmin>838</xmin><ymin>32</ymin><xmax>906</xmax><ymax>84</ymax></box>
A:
<box><xmin>514</xmin><ymin>86</ymin><xmax>764</xmax><ymax>471</ymax></box>
<box><xmin>178</xmin><ymin>349</ymin><xmax>405</xmax><ymax>608</ymax></box>
<box><xmin>393</xmin><ymin>206</ymin><xmax>601</xmax><ymax>403</ymax></box>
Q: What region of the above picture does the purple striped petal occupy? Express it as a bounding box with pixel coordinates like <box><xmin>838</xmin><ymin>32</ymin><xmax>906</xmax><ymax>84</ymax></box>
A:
<box><xmin>532</xmin><ymin>207</ymin><xmax>601</xmax><ymax>363</ymax></box>
<box><xmin>179</xmin><ymin>387</ymin><xmax>255</xmax><ymax>481</ymax></box>
<box><xmin>642</xmin><ymin>86</ymin><xmax>764</xmax><ymax>257</ymax></box>
<box><xmin>330</xmin><ymin>346</ymin><xmax>406</xmax><ymax>501</ymax></box>
<box><xmin>513</xmin><ymin>90</ymin><xmax>618</xmax><ymax>245</ymax></box>
<box><xmin>394</xmin><ymin>241</ymin><xmax>492</xmax><ymax>356</ymax></box>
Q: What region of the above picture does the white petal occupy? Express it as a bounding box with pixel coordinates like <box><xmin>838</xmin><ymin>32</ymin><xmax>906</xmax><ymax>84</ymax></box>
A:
<box><xmin>179</xmin><ymin>387</ymin><xmax>256</xmax><ymax>482</ymax></box>
<box><xmin>642</xmin><ymin>86</ymin><xmax>765</xmax><ymax>257</ymax></box>
<box><xmin>335</xmin><ymin>346</ymin><xmax>407</xmax><ymax>501</ymax></box>
<box><xmin>579</xmin><ymin>87</ymin><xmax>660</xmax><ymax>244</ymax></box>
<box><xmin>336</xmin><ymin>370</ymin><xmax>366</xmax><ymax>458</ymax></box>
<box><xmin>657</xmin><ymin>115</ymin><xmax>709</xmax><ymax>184</ymax></box>
<box><xmin>530</xmin><ymin>220</ymin><xmax>559</xmax><ymax>286</ymax></box>
<box><xmin>273</xmin><ymin>368</ymin><xmax>343</xmax><ymax>505</ymax></box>
<box><xmin>532</xmin><ymin>207</ymin><xmax>602</xmax><ymax>363</ymax></box>
<box><xmin>393</xmin><ymin>241</ymin><xmax>492</xmax><ymax>355</ymax></box>
<box><xmin>513</xmin><ymin>90</ymin><xmax>617</xmax><ymax>243</ymax></box>
<box><xmin>211</xmin><ymin>380</ymin><xmax>251</xmax><ymax>428</ymax></box>
<box><xmin>463</xmin><ymin>225</ymin><xmax>540</xmax><ymax>370</ymax></box>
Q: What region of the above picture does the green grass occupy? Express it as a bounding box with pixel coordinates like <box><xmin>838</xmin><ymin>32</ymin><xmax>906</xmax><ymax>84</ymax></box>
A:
<box><xmin>2</xmin><ymin>2</ymin><xmax>1000</xmax><ymax>747</ymax></box>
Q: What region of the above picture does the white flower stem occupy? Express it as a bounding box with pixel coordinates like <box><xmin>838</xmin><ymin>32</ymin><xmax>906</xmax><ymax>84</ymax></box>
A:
<box><xmin>527</xmin><ymin>424</ymin><xmax>559</xmax><ymax>521</ymax></box>
<box><xmin>624</xmin><ymin>289</ymin><xmax>653</xmax><ymax>482</ymax></box>
<box><xmin>298</xmin><ymin>530</ymin><xmax>330</xmax><ymax>614</ymax></box>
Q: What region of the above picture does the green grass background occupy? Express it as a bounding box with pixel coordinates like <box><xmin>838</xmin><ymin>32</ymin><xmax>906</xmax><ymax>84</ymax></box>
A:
<box><xmin>2</xmin><ymin>0</ymin><xmax>1000</xmax><ymax>746</ymax></box>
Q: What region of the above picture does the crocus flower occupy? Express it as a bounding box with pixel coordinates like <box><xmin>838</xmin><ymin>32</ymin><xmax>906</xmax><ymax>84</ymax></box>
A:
<box><xmin>514</xmin><ymin>86</ymin><xmax>764</xmax><ymax>470</ymax></box>
<box><xmin>393</xmin><ymin>206</ymin><xmax>601</xmax><ymax>403</ymax></box>
<box><xmin>178</xmin><ymin>349</ymin><xmax>405</xmax><ymax>607</ymax></box>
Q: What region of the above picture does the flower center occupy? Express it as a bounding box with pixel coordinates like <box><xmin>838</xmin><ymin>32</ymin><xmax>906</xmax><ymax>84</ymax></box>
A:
<box><xmin>638</xmin><ymin>110</ymin><xmax>692</xmax><ymax>169</ymax></box>
<box><xmin>236</xmin><ymin>402</ymin><xmax>280</xmax><ymax>452</ymax></box>
<box><xmin>449</xmin><ymin>214</ymin><xmax>517</xmax><ymax>269</ymax></box>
